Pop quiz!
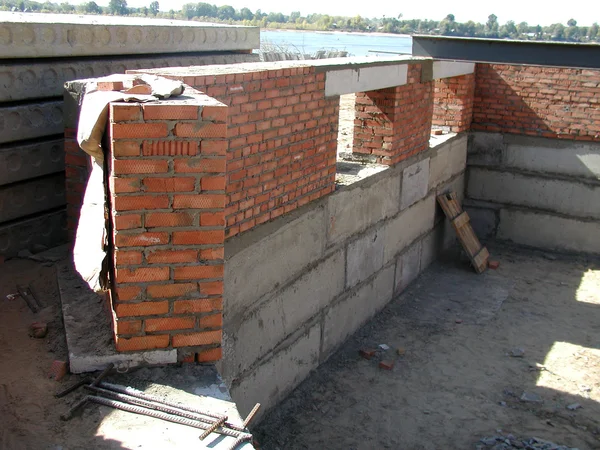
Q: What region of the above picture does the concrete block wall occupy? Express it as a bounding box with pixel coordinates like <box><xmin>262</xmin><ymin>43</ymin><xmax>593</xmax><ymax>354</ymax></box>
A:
<box><xmin>0</xmin><ymin>12</ymin><xmax>258</xmax><ymax>258</ymax></box>
<box><xmin>107</xmin><ymin>88</ymin><xmax>228</xmax><ymax>362</ymax></box>
<box><xmin>221</xmin><ymin>135</ymin><xmax>468</xmax><ymax>417</ymax></box>
<box><xmin>128</xmin><ymin>63</ymin><xmax>339</xmax><ymax>239</ymax></box>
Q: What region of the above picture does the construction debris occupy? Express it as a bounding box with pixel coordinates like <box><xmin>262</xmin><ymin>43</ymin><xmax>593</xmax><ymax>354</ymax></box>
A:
<box><xmin>29</xmin><ymin>322</ymin><xmax>48</xmax><ymax>339</ymax></box>
<box><xmin>477</xmin><ymin>434</ymin><xmax>580</xmax><ymax>449</ymax></box>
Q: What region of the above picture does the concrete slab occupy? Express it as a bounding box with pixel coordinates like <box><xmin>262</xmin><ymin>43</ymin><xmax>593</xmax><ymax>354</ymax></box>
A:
<box><xmin>0</xmin><ymin>12</ymin><xmax>259</xmax><ymax>58</ymax></box>
<box><xmin>383</xmin><ymin>194</ymin><xmax>436</xmax><ymax>264</ymax></box>
<box><xmin>431</xmin><ymin>61</ymin><xmax>475</xmax><ymax>80</ymax></box>
<box><xmin>325</xmin><ymin>63</ymin><xmax>408</xmax><ymax>96</ymax></box>
<box><xmin>497</xmin><ymin>208</ymin><xmax>600</xmax><ymax>254</ymax></box>
<box><xmin>327</xmin><ymin>172</ymin><xmax>400</xmax><ymax>246</ymax></box>
<box><xmin>0</xmin><ymin>101</ymin><xmax>63</xmax><ymax>144</ymax></box>
<box><xmin>222</xmin><ymin>250</ymin><xmax>344</xmax><ymax>378</ymax></box>
<box><xmin>56</xmin><ymin>262</ymin><xmax>177</xmax><ymax>373</ymax></box>
<box><xmin>468</xmin><ymin>167</ymin><xmax>600</xmax><ymax>221</ymax></box>
<box><xmin>224</xmin><ymin>207</ymin><xmax>326</xmax><ymax>319</ymax></box>
<box><xmin>322</xmin><ymin>265</ymin><xmax>394</xmax><ymax>357</ymax></box>
<box><xmin>346</xmin><ymin>229</ymin><xmax>385</xmax><ymax>288</ymax></box>
<box><xmin>401</xmin><ymin>158</ymin><xmax>430</xmax><ymax>210</ymax></box>
<box><xmin>0</xmin><ymin>209</ymin><xmax>67</xmax><ymax>258</ymax></box>
<box><xmin>0</xmin><ymin>173</ymin><xmax>65</xmax><ymax>223</ymax></box>
<box><xmin>0</xmin><ymin>138</ymin><xmax>64</xmax><ymax>186</ymax></box>
<box><xmin>231</xmin><ymin>322</ymin><xmax>321</xmax><ymax>418</ymax></box>
<box><xmin>394</xmin><ymin>239</ymin><xmax>421</xmax><ymax>294</ymax></box>
<box><xmin>0</xmin><ymin>53</ymin><xmax>258</xmax><ymax>102</ymax></box>
<box><xmin>429</xmin><ymin>135</ymin><xmax>467</xmax><ymax>189</ymax></box>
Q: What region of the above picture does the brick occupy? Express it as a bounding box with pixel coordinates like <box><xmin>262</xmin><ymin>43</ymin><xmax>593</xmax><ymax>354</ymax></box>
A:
<box><xmin>111</xmin><ymin>104</ymin><xmax>142</xmax><ymax>122</ymax></box>
<box><xmin>116</xmin><ymin>319</ymin><xmax>142</xmax><ymax>335</ymax></box>
<box><xmin>146</xmin><ymin>212</ymin><xmax>194</xmax><ymax>227</ymax></box>
<box><xmin>145</xmin><ymin>317</ymin><xmax>195</xmax><ymax>332</ymax></box>
<box><xmin>115</xmin><ymin>301</ymin><xmax>169</xmax><ymax>317</ymax></box>
<box><xmin>112</xmin><ymin>159</ymin><xmax>169</xmax><ymax>175</ymax></box>
<box><xmin>198</xmin><ymin>313</ymin><xmax>222</xmax><ymax>329</ymax></box>
<box><xmin>379</xmin><ymin>360</ymin><xmax>395</xmax><ymax>370</ymax></box>
<box><xmin>111</xmin><ymin>123</ymin><xmax>168</xmax><ymax>139</ymax></box>
<box><xmin>359</xmin><ymin>348</ymin><xmax>377</xmax><ymax>360</ymax></box>
<box><xmin>173</xmin><ymin>298</ymin><xmax>222</xmax><ymax>314</ymax></box>
<box><xmin>200</xmin><ymin>176</ymin><xmax>226</xmax><ymax>191</ymax></box>
<box><xmin>173</xmin><ymin>194</ymin><xmax>225</xmax><ymax>209</ymax></box>
<box><xmin>174</xmin><ymin>264</ymin><xmax>223</xmax><ymax>280</ymax></box>
<box><xmin>200</xmin><ymin>140</ymin><xmax>227</xmax><ymax>155</ymax></box>
<box><xmin>115</xmin><ymin>285</ymin><xmax>143</xmax><ymax>301</ymax></box>
<box><xmin>174</xmin><ymin>158</ymin><xmax>226</xmax><ymax>173</ymax></box>
<box><xmin>115</xmin><ymin>250</ymin><xmax>143</xmax><ymax>266</ymax></box>
<box><xmin>115</xmin><ymin>267</ymin><xmax>169</xmax><ymax>283</ymax></box>
<box><xmin>196</xmin><ymin>347</ymin><xmax>222</xmax><ymax>362</ymax></box>
<box><xmin>147</xmin><ymin>249</ymin><xmax>198</xmax><ymax>264</ymax></box>
<box><xmin>488</xmin><ymin>260</ymin><xmax>500</xmax><ymax>270</ymax></box>
<box><xmin>172</xmin><ymin>330</ymin><xmax>222</xmax><ymax>347</ymax></box>
<box><xmin>201</xmin><ymin>106</ymin><xmax>228</xmax><ymax>122</ymax></box>
<box><xmin>114</xmin><ymin>213</ymin><xmax>142</xmax><ymax>230</ymax></box>
<box><xmin>199</xmin><ymin>212</ymin><xmax>225</xmax><ymax>226</ymax></box>
<box><xmin>98</xmin><ymin>80</ymin><xmax>124</xmax><ymax>91</ymax></box>
<box><xmin>147</xmin><ymin>283</ymin><xmax>198</xmax><ymax>299</ymax></box>
<box><xmin>116</xmin><ymin>334</ymin><xmax>170</xmax><ymax>351</ymax></box>
<box><xmin>142</xmin><ymin>140</ymin><xmax>198</xmax><ymax>156</ymax></box>
<box><xmin>143</xmin><ymin>104</ymin><xmax>199</xmax><ymax>120</ymax></box>
<box><xmin>172</xmin><ymin>230</ymin><xmax>224</xmax><ymax>245</ymax></box>
<box><xmin>113</xmin><ymin>195</ymin><xmax>169</xmax><ymax>211</ymax></box>
<box><xmin>112</xmin><ymin>177</ymin><xmax>140</xmax><ymax>193</ymax></box>
<box><xmin>174</xmin><ymin>123</ymin><xmax>227</xmax><ymax>138</ymax></box>
<box><xmin>198</xmin><ymin>281</ymin><xmax>223</xmax><ymax>296</ymax></box>
<box><xmin>48</xmin><ymin>360</ymin><xmax>68</xmax><ymax>381</ymax></box>
<box><xmin>115</xmin><ymin>232</ymin><xmax>169</xmax><ymax>247</ymax></box>
<box><xmin>142</xmin><ymin>177</ymin><xmax>196</xmax><ymax>192</ymax></box>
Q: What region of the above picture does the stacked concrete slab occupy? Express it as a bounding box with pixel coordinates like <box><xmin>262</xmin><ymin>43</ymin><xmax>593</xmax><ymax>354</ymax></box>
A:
<box><xmin>464</xmin><ymin>132</ymin><xmax>600</xmax><ymax>253</ymax></box>
<box><xmin>0</xmin><ymin>12</ymin><xmax>259</xmax><ymax>258</ymax></box>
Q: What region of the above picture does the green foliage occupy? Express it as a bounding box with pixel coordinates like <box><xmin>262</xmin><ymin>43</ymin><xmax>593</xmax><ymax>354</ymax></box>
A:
<box><xmin>108</xmin><ymin>0</ymin><xmax>127</xmax><ymax>15</ymax></box>
<box><xmin>149</xmin><ymin>1</ymin><xmax>158</xmax><ymax>15</ymax></box>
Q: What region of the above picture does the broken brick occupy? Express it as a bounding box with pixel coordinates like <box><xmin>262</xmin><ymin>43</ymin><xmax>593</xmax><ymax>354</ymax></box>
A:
<box><xmin>488</xmin><ymin>260</ymin><xmax>500</xmax><ymax>270</ymax></box>
<box><xmin>379</xmin><ymin>360</ymin><xmax>395</xmax><ymax>370</ymax></box>
<box><xmin>97</xmin><ymin>80</ymin><xmax>124</xmax><ymax>91</ymax></box>
<box><xmin>359</xmin><ymin>348</ymin><xmax>377</xmax><ymax>360</ymax></box>
<box><xmin>29</xmin><ymin>321</ymin><xmax>48</xmax><ymax>339</ymax></box>
<box><xmin>49</xmin><ymin>360</ymin><xmax>68</xmax><ymax>381</ymax></box>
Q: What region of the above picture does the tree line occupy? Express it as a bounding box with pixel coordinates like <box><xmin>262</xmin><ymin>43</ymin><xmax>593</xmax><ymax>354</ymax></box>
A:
<box><xmin>1</xmin><ymin>0</ymin><xmax>599</xmax><ymax>43</ymax></box>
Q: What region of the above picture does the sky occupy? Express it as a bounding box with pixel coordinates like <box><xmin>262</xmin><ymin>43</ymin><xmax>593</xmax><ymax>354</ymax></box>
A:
<box><xmin>90</xmin><ymin>0</ymin><xmax>599</xmax><ymax>27</ymax></box>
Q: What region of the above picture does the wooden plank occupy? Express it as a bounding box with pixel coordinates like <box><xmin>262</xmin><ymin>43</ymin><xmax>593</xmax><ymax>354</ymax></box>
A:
<box><xmin>437</xmin><ymin>191</ymin><xmax>488</xmax><ymax>274</ymax></box>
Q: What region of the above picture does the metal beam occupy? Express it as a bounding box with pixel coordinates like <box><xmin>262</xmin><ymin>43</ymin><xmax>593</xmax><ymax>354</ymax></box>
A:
<box><xmin>412</xmin><ymin>35</ymin><xmax>600</xmax><ymax>69</ymax></box>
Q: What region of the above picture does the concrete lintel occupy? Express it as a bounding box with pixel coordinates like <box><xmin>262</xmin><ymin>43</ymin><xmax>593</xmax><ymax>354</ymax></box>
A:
<box><xmin>428</xmin><ymin>60</ymin><xmax>475</xmax><ymax>81</ymax></box>
<box><xmin>325</xmin><ymin>64</ymin><xmax>408</xmax><ymax>96</ymax></box>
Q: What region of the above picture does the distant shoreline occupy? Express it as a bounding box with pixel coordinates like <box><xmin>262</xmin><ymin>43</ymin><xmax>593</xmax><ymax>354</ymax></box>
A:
<box><xmin>261</xmin><ymin>28</ymin><xmax>412</xmax><ymax>39</ymax></box>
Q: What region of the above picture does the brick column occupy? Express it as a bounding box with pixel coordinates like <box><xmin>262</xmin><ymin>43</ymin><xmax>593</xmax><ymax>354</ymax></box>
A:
<box><xmin>108</xmin><ymin>91</ymin><xmax>227</xmax><ymax>363</ymax></box>
<box><xmin>353</xmin><ymin>64</ymin><xmax>433</xmax><ymax>165</ymax></box>
<box><xmin>432</xmin><ymin>73</ymin><xmax>475</xmax><ymax>133</ymax></box>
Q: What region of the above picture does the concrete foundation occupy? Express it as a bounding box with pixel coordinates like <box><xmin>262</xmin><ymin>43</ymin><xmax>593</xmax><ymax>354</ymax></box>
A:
<box><xmin>220</xmin><ymin>134</ymin><xmax>468</xmax><ymax>418</ymax></box>
<box><xmin>465</xmin><ymin>132</ymin><xmax>600</xmax><ymax>253</ymax></box>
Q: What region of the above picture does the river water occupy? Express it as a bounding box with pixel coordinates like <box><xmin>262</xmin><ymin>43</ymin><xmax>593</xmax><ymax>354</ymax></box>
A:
<box><xmin>261</xmin><ymin>30</ymin><xmax>412</xmax><ymax>57</ymax></box>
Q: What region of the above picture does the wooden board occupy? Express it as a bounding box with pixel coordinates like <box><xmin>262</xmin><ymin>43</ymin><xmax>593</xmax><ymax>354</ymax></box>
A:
<box><xmin>437</xmin><ymin>191</ymin><xmax>488</xmax><ymax>274</ymax></box>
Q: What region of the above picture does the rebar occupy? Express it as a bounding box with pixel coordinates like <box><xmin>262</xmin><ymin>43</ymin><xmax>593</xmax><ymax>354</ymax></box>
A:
<box><xmin>55</xmin><ymin>377</ymin><xmax>92</xmax><ymax>398</ymax></box>
<box><xmin>91</xmin><ymin>363</ymin><xmax>114</xmax><ymax>387</ymax></box>
<box><xmin>199</xmin><ymin>416</ymin><xmax>226</xmax><ymax>440</ymax></box>
<box><xmin>242</xmin><ymin>403</ymin><xmax>261</xmax><ymax>428</ymax></box>
<box><xmin>226</xmin><ymin>434</ymin><xmax>253</xmax><ymax>450</ymax></box>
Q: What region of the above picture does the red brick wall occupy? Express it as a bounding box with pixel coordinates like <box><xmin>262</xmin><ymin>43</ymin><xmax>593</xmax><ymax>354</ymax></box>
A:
<box><xmin>432</xmin><ymin>73</ymin><xmax>475</xmax><ymax>132</ymax></box>
<box><xmin>353</xmin><ymin>64</ymin><xmax>434</xmax><ymax>165</ymax></box>
<box><xmin>107</xmin><ymin>92</ymin><xmax>227</xmax><ymax>362</ymax></box>
<box><xmin>472</xmin><ymin>64</ymin><xmax>600</xmax><ymax>140</ymax></box>
<box><xmin>134</xmin><ymin>67</ymin><xmax>338</xmax><ymax>239</ymax></box>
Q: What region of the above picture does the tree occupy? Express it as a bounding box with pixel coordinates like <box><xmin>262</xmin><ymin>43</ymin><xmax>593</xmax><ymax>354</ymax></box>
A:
<box><xmin>108</xmin><ymin>0</ymin><xmax>127</xmax><ymax>15</ymax></box>
<box><xmin>517</xmin><ymin>21</ymin><xmax>529</xmax><ymax>35</ymax></box>
<box><xmin>238</xmin><ymin>7</ymin><xmax>252</xmax><ymax>20</ymax></box>
<box><xmin>589</xmin><ymin>23</ymin><xmax>599</xmax><ymax>40</ymax></box>
<box><xmin>567</xmin><ymin>18</ymin><xmax>577</xmax><ymax>27</ymax></box>
<box><xmin>81</xmin><ymin>0</ymin><xmax>101</xmax><ymax>13</ymax></box>
<box><xmin>149</xmin><ymin>0</ymin><xmax>158</xmax><ymax>15</ymax></box>
<box><xmin>290</xmin><ymin>11</ymin><xmax>300</xmax><ymax>22</ymax></box>
<box><xmin>486</xmin><ymin>13</ymin><xmax>499</xmax><ymax>36</ymax></box>
<box><xmin>445</xmin><ymin>14</ymin><xmax>455</xmax><ymax>22</ymax></box>
<box><xmin>217</xmin><ymin>5</ymin><xmax>235</xmax><ymax>20</ymax></box>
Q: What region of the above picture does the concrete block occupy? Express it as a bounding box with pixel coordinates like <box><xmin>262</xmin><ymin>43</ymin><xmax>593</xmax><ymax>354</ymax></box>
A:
<box><xmin>346</xmin><ymin>229</ymin><xmax>385</xmax><ymax>288</ymax></box>
<box><xmin>468</xmin><ymin>131</ymin><xmax>503</xmax><ymax>166</ymax></box>
<box><xmin>0</xmin><ymin>101</ymin><xmax>63</xmax><ymax>144</ymax></box>
<box><xmin>327</xmin><ymin>173</ymin><xmax>400</xmax><ymax>246</ymax></box>
<box><xmin>383</xmin><ymin>194</ymin><xmax>435</xmax><ymax>264</ymax></box>
<box><xmin>431</xmin><ymin>61</ymin><xmax>475</xmax><ymax>80</ymax></box>
<box><xmin>0</xmin><ymin>138</ymin><xmax>64</xmax><ymax>185</ymax></box>
<box><xmin>497</xmin><ymin>208</ymin><xmax>600</xmax><ymax>254</ymax></box>
<box><xmin>420</xmin><ymin>225</ymin><xmax>444</xmax><ymax>270</ymax></box>
<box><xmin>401</xmin><ymin>158</ymin><xmax>430</xmax><ymax>210</ymax></box>
<box><xmin>325</xmin><ymin>63</ymin><xmax>408</xmax><ymax>96</ymax></box>
<box><xmin>463</xmin><ymin>200</ymin><xmax>499</xmax><ymax>240</ymax></box>
<box><xmin>467</xmin><ymin>167</ymin><xmax>600</xmax><ymax>220</ymax></box>
<box><xmin>322</xmin><ymin>265</ymin><xmax>394</xmax><ymax>357</ymax></box>
<box><xmin>0</xmin><ymin>173</ymin><xmax>65</xmax><ymax>223</ymax></box>
<box><xmin>503</xmin><ymin>135</ymin><xmax>600</xmax><ymax>180</ymax></box>
<box><xmin>0</xmin><ymin>209</ymin><xmax>67</xmax><ymax>258</ymax></box>
<box><xmin>222</xmin><ymin>250</ymin><xmax>344</xmax><ymax>377</ymax></box>
<box><xmin>224</xmin><ymin>207</ymin><xmax>326</xmax><ymax>319</ymax></box>
<box><xmin>394</xmin><ymin>240</ymin><xmax>421</xmax><ymax>294</ymax></box>
<box><xmin>0</xmin><ymin>12</ymin><xmax>259</xmax><ymax>59</ymax></box>
<box><xmin>429</xmin><ymin>136</ymin><xmax>467</xmax><ymax>189</ymax></box>
<box><xmin>1</xmin><ymin>53</ymin><xmax>258</xmax><ymax>102</ymax></box>
<box><xmin>230</xmin><ymin>322</ymin><xmax>321</xmax><ymax>418</ymax></box>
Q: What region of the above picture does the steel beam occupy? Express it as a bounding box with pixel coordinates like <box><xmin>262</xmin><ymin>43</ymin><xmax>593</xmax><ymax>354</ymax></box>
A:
<box><xmin>412</xmin><ymin>35</ymin><xmax>600</xmax><ymax>69</ymax></box>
